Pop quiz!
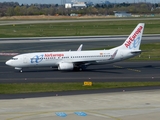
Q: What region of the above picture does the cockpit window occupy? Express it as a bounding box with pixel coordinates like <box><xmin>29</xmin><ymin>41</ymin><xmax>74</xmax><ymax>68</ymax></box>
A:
<box><xmin>11</xmin><ymin>58</ymin><xmax>18</xmax><ymax>60</ymax></box>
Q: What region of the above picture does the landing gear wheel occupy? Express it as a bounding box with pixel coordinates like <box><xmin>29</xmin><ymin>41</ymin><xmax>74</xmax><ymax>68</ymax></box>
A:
<box><xmin>78</xmin><ymin>67</ymin><xmax>86</xmax><ymax>71</ymax></box>
<box><xmin>80</xmin><ymin>65</ymin><xmax>87</xmax><ymax>71</ymax></box>
<box><xmin>79</xmin><ymin>68</ymin><xmax>83</xmax><ymax>71</ymax></box>
<box><xmin>74</xmin><ymin>65</ymin><xmax>87</xmax><ymax>71</ymax></box>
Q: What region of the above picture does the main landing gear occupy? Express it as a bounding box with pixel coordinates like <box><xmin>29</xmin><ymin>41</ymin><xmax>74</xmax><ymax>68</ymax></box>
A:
<box><xmin>74</xmin><ymin>65</ymin><xmax>87</xmax><ymax>71</ymax></box>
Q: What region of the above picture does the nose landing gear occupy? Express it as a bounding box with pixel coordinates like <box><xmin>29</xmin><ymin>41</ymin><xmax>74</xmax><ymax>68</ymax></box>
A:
<box><xmin>20</xmin><ymin>69</ymin><xmax>23</xmax><ymax>73</ymax></box>
<box><xmin>15</xmin><ymin>67</ymin><xmax>23</xmax><ymax>73</ymax></box>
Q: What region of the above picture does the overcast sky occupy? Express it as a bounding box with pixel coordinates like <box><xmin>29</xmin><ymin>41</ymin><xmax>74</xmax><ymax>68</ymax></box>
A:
<box><xmin>0</xmin><ymin>0</ymin><xmax>158</xmax><ymax>4</ymax></box>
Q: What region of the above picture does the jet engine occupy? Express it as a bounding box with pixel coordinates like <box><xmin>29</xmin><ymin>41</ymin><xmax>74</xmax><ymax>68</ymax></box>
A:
<box><xmin>58</xmin><ymin>62</ymin><xmax>74</xmax><ymax>70</ymax></box>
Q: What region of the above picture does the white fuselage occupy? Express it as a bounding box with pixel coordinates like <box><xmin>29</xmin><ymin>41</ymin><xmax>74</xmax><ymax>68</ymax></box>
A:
<box><xmin>5</xmin><ymin>48</ymin><xmax>139</xmax><ymax>69</ymax></box>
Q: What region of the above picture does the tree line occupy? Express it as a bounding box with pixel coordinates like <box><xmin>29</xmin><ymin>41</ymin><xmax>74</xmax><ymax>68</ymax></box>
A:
<box><xmin>0</xmin><ymin>2</ymin><xmax>160</xmax><ymax>17</ymax></box>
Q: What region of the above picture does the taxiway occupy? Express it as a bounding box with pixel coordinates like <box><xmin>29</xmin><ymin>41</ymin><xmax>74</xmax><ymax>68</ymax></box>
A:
<box><xmin>0</xmin><ymin>90</ymin><xmax>160</xmax><ymax>120</ymax></box>
<box><xmin>0</xmin><ymin>61</ymin><xmax>160</xmax><ymax>83</ymax></box>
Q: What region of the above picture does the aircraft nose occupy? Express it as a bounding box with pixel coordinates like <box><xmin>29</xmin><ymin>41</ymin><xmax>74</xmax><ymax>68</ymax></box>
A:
<box><xmin>5</xmin><ymin>60</ymin><xmax>12</xmax><ymax>66</ymax></box>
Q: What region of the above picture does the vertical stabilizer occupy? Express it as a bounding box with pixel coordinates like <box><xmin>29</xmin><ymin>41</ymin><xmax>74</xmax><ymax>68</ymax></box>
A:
<box><xmin>120</xmin><ymin>23</ymin><xmax>145</xmax><ymax>50</ymax></box>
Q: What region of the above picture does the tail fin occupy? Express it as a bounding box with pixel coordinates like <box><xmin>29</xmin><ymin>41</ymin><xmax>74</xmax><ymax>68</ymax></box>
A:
<box><xmin>120</xmin><ymin>23</ymin><xmax>145</xmax><ymax>50</ymax></box>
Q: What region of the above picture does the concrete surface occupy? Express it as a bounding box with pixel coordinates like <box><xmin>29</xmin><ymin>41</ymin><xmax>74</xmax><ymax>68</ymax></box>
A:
<box><xmin>0</xmin><ymin>90</ymin><xmax>160</xmax><ymax>120</ymax></box>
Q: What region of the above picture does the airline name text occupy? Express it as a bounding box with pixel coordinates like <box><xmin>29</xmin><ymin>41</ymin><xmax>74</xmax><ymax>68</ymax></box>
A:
<box><xmin>45</xmin><ymin>53</ymin><xmax>64</xmax><ymax>57</ymax></box>
<box><xmin>125</xmin><ymin>26</ymin><xmax>143</xmax><ymax>48</ymax></box>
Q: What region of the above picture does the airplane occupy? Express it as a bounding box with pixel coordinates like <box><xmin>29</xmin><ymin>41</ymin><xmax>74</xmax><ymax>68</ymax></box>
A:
<box><xmin>6</xmin><ymin>23</ymin><xmax>145</xmax><ymax>72</ymax></box>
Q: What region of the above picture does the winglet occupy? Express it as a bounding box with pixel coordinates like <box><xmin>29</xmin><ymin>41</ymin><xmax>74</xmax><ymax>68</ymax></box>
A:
<box><xmin>77</xmin><ymin>44</ymin><xmax>83</xmax><ymax>51</ymax></box>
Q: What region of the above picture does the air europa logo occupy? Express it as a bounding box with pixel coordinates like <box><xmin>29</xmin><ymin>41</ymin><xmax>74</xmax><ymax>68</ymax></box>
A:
<box><xmin>31</xmin><ymin>54</ymin><xmax>43</xmax><ymax>63</ymax></box>
<box><xmin>125</xmin><ymin>26</ymin><xmax>143</xmax><ymax>48</ymax></box>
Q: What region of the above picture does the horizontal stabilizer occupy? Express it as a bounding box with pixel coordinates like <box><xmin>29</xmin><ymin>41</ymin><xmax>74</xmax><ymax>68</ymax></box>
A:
<box><xmin>131</xmin><ymin>50</ymin><xmax>142</xmax><ymax>53</ymax></box>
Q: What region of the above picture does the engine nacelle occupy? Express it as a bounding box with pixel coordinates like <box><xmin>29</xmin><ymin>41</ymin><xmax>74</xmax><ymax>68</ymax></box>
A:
<box><xmin>58</xmin><ymin>62</ymin><xmax>74</xmax><ymax>70</ymax></box>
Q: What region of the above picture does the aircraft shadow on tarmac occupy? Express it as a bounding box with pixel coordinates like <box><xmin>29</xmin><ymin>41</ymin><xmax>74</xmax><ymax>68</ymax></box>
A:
<box><xmin>122</xmin><ymin>65</ymin><xmax>159</xmax><ymax>69</ymax></box>
<box><xmin>11</xmin><ymin>63</ymin><xmax>160</xmax><ymax>74</ymax></box>
<box><xmin>84</xmin><ymin>67</ymin><xmax>123</xmax><ymax>74</ymax></box>
<box><xmin>19</xmin><ymin>67</ymin><xmax>123</xmax><ymax>74</ymax></box>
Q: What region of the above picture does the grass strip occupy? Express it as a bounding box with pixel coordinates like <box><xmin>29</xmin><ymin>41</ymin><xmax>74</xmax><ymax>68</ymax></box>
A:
<box><xmin>0</xmin><ymin>82</ymin><xmax>160</xmax><ymax>94</ymax></box>
<box><xmin>0</xmin><ymin>20</ymin><xmax>160</xmax><ymax>37</ymax></box>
